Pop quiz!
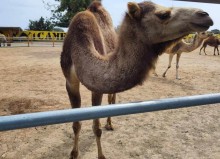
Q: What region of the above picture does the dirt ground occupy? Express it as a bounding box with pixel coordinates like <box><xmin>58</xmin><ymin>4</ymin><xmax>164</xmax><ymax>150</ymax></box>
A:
<box><xmin>0</xmin><ymin>45</ymin><xmax>219</xmax><ymax>159</ymax></box>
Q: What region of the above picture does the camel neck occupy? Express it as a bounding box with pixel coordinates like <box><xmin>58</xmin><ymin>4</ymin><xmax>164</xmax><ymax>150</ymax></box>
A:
<box><xmin>73</xmin><ymin>31</ymin><xmax>158</xmax><ymax>94</ymax></box>
<box><xmin>183</xmin><ymin>35</ymin><xmax>204</xmax><ymax>52</ymax></box>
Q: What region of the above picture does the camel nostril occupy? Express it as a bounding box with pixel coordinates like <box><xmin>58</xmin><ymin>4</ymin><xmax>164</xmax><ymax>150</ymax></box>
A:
<box><xmin>197</xmin><ymin>11</ymin><xmax>209</xmax><ymax>17</ymax></box>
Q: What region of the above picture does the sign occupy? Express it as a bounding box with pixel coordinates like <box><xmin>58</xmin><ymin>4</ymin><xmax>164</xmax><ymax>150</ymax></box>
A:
<box><xmin>17</xmin><ymin>31</ymin><xmax>67</xmax><ymax>40</ymax></box>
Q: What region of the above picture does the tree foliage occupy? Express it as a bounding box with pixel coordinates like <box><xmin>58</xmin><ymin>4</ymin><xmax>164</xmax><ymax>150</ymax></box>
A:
<box><xmin>28</xmin><ymin>17</ymin><xmax>54</xmax><ymax>31</ymax></box>
<box><xmin>211</xmin><ymin>29</ymin><xmax>220</xmax><ymax>34</ymax></box>
<box><xmin>49</xmin><ymin>0</ymin><xmax>101</xmax><ymax>27</ymax></box>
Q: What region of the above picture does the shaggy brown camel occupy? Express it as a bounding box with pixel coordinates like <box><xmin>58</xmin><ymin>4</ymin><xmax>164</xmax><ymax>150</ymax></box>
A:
<box><xmin>162</xmin><ymin>32</ymin><xmax>210</xmax><ymax>79</ymax></box>
<box><xmin>199</xmin><ymin>35</ymin><xmax>220</xmax><ymax>55</ymax></box>
<box><xmin>60</xmin><ymin>1</ymin><xmax>213</xmax><ymax>159</ymax></box>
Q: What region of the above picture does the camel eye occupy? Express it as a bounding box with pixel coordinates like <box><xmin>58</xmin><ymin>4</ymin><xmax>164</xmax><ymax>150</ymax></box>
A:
<box><xmin>156</xmin><ymin>11</ymin><xmax>170</xmax><ymax>20</ymax></box>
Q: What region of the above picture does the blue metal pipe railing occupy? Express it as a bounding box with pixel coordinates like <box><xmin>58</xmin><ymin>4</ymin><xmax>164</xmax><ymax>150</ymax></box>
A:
<box><xmin>0</xmin><ymin>93</ymin><xmax>220</xmax><ymax>131</ymax></box>
<box><xmin>174</xmin><ymin>0</ymin><xmax>220</xmax><ymax>4</ymax></box>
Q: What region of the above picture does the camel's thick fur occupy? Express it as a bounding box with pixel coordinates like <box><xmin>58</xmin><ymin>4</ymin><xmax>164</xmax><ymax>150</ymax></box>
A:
<box><xmin>161</xmin><ymin>32</ymin><xmax>210</xmax><ymax>79</ymax></box>
<box><xmin>200</xmin><ymin>35</ymin><xmax>220</xmax><ymax>55</ymax></box>
<box><xmin>60</xmin><ymin>1</ymin><xmax>213</xmax><ymax>159</ymax></box>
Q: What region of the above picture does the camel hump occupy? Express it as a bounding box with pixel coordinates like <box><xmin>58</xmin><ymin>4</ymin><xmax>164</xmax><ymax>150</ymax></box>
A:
<box><xmin>61</xmin><ymin>9</ymin><xmax>107</xmax><ymax>77</ymax></box>
<box><xmin>87</xmin><ymin>1</ymin><xmax>102</xmax><ymax>12</ymax></box>
<box><xmin>87</xmin><ymin>1</ymin><xmax>117</xmax><ymax>54</ymax></box>
<box><xmin>64</xmin><ymin>9</ymin><xmax>106</xmax><ymax>53</ymax></box>
<box><xmin>70</xmin><ymin>11</ymin><xmax>98</xmax><ymax>32</ymax></box>
<box><xmin>73</xmin><ymin>11</ymin><xmax>107</xmax><ymax>55</ymax></box>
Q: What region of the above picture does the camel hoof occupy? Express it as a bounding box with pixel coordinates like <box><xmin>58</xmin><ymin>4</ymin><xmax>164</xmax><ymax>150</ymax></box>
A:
<box><xmin>105</xmin><ymin>124</ymin><xmax>114</xmax><ymax>131</ymax></box>
<box><xmin>162</xmin><ymin>74</ymin><xmax>166</xmax><ymax>78</ymax></box>
<box><xmin>70</xmin><ymin>150</ymin><xmax>79</xmax><ymax>159</ymax></box>
<box><xmin>98</xmin><ymin>155</ymin><xmax>106</xmax><ymax>159</ymax></box>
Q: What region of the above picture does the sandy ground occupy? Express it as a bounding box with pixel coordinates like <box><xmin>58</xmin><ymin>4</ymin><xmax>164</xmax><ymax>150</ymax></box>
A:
<box><xmin>0</xmin><ymin>45</ymin><xmax>219</xmax><ymax>159</ymax></box>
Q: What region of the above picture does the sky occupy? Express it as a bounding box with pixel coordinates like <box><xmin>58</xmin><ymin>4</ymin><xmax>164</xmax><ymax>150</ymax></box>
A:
<box><xmin>0</xmin><ymin>0</ymin><xmax>219</xmax><ymax>31</ymax></box>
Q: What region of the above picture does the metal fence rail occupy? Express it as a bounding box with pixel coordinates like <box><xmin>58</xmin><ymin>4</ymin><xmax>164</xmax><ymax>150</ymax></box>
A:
<box><xmin>174</xmin><ymin>0</ymin><xmax>220</xmax><ymax>4</ymax></box>
<box><xmin>0</xmin><ymin>93</ymin><xmax>220</xmax><ymax>131</ymax></box>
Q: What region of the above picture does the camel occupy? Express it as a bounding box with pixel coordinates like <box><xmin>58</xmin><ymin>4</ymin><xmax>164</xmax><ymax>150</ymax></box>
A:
<box><xmin>60</xmin><ymin>1</ymin><xmax>213</xmax><ymax>159</ymax></box>
<box><xmin>0</xmin><ymin>33</ymin><xmax>7</xmax><ymax>47</ymax></box>
<box><xmin>161</xmin><ymin>32</ymin><xmax>210</xmax><ymax>79</ymax></box>
<box><xmin>199</xmin><ymin>35</ymin><xmax>220</xmax><ymax>55</ymax></box>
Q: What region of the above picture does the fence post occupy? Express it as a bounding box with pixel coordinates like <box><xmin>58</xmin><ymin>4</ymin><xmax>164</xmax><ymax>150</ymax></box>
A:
<box><xmin>52</xmin><ymin>37</ymin><xmax>55</xmax><ymax>47</ymax></box>
<box><xmin>30</xmin><ymin>35</ymin><xmax>33</xmax><ymax>44</ymax></box>
<box><xmin>27</xmin><ymin>36</ymin><xmax>30</xmax><ymax>47</ymax></box>
<box><xmin>6</xmin><ymin>35</ymin><xmax>11</xmax><ymax>47</ymax></box>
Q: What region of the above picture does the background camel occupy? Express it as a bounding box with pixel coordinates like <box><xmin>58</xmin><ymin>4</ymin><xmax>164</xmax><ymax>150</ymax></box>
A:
<box><xmin>60</xmin><ymin>1</ymin><xmax>213</xmax><ymax>159</ymax></box>
<box><xmin>161</xmin><ymin>32</ymin><xmax>210</xmax><ymax>79</ymax></box>
<box><xmin>199</xmin><ymin>35</ymin><xmax>220</xmax><ymax>55</ymax></box>
<box><xmin>0</xmin><ymin>33</ymin><xmax>7</xmax><ymax>47</ymax></box>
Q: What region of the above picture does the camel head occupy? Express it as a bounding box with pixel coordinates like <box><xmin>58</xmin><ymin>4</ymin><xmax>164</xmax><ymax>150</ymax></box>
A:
<box><xmin>197</xmin><ymin>32</ymin><xmax>211</xmax><ymax>40</ymax></box>
<box><xmin>126</xmin><ymin>1</ymin><xmax>213</xmax><ymax>44</ymax></box>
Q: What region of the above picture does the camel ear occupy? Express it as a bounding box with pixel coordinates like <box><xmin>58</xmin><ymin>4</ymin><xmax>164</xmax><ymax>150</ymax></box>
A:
<box><xmin>127</xmin><ymin>2</ymin><xmax>141</xmax><ymax>18</ymax></box>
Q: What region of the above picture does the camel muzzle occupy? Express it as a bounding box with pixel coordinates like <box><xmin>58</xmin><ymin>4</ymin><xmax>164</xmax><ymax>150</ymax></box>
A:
<box><xmin>193</xmin><ymin>11</ymin><xmax>214</xmax><ymax>27</ymax></box>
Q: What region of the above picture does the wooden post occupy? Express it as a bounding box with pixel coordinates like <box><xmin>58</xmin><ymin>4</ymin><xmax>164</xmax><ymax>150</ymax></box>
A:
<box><xmin>52</xmin><ymin>36</ymin><xmax>55</xmax><ymax>47</ymax></box>
<box><xmin>30</xmin><ymin>35</ymin><xmax>33</xmax><ymax>44</ymax></box>
<box><xmin>7</xmin><ymin>35</ymin><xmax>11</xmax><ymax>47</ymax></box>
<box><xmin>28</xmin><ymin>36</ymin><xmax>30</xmax><ymax>47</ymax></box>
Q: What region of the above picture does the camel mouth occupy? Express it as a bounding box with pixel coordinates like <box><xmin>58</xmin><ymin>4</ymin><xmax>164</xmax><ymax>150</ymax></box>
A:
<box><xmin>190</xmin><ymin>22</ymin><xmax>211</xmax><ymax>31</ymax></box>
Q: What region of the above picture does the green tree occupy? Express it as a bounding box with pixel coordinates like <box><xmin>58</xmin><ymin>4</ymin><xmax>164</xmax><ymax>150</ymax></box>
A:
<box><xmin>28</xmin><ymin>17</ymin><xmax>54</xmax><ymax>31</ymax></box>
<box><xmin>49</xmin><ymin>0</ymin><xmax>101</xmax><ymax>27</ymax></box>
<box><xmin>211</xmin><ymin>29</ymin><xmax>220</xmax><ymax>34</ymax></box>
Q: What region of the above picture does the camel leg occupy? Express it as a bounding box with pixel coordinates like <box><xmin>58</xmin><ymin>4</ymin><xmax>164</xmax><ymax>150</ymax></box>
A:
<box><xmin>66</xmin><ymin>77</ymin><xmax>81</xmax><ymax>159</ymax></box>
<box><xmin>176</xmin><ymin>53</ymin><xmax>181</xmax><ymax>80</ymax></box>
<box><xmin>92</xmin><ymin>92</ymin><xmax>106</xmax><ymax>159</ymax></box>
<box><xmin>217</xmin><ymin>47</ymin><xmax>219</xmax><ymax>55</ymax></box>
<box><xmin>152</xmin><ymin>65</ymin><xmax>158</xmax><ymax>76</ymax></box>
<box><xmin>214</xmin><ymin>46</ymin><xmax>219</xmax><ymax>55</ymax></box>
<box><xmin>105</xmin><ymin>94</ymin><xmax>116</xmax><ymax>130</ymax></box>
<box><xmin>203</xmin><ymin>46</ymin><xmax>207</xmax><ymax>55</ymax></box>
<box><xmin>199</xmin><ymin>46</ymin><xmax>203</xmax><ymax>55</ymax></box>
<box><xmin>214</xmin><ymin>47</ymin><xmax>216</xmax><ymax>56</ymax></box>
<box><xmin>162</xmin><ymin>54</ymin><xmax>174</xmax><ymax>77</ymax></box>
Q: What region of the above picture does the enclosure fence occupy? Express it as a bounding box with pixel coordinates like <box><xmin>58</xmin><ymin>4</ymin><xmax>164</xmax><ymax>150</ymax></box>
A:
<box><xmin>0</xmin><ymin>37</ymin><xmax>63</xmax><ymax>47</ymax></box>
<box><xmin>0</xmin><ymin>93</ymin><xmax>220</xmax><ymax>131</ymax></box>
